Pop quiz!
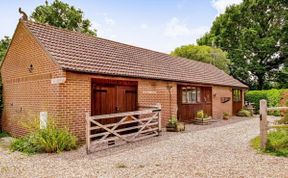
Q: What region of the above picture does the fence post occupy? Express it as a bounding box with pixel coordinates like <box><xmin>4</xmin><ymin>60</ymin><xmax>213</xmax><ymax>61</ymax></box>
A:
<box><xmin>259</xmin><ymin>99</ymin><xmax>268</xmax><ymax>149</ymax></box>
<box><xmin>85</xmin><ymin>112</ymin><xmax>91</xmax><ymax>154</ymax></box>
<box><xmin>155</xmin><ymin>103</ymin><xmax>162</xmax><ymax>134</ymax></box>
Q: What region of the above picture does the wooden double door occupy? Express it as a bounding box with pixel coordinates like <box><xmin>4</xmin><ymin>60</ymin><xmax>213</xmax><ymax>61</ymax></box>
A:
<box><xmin>91</xmin><ymin>79</ymin><xmax>137</xmax><ymax>124</ymax></box>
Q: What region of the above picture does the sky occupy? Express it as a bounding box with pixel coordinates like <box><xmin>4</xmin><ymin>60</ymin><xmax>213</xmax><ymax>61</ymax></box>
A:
<box><xmin>0</xmin><ymin>0</ymin><xmax>242</xmax><ymax>53</ymax></box>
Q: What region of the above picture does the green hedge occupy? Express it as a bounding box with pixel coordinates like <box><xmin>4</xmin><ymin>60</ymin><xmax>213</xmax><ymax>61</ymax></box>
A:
<box><xmin>245</xmin><ymin>89</ymin><xmax>288</xmax><ymax>114</ymax></box>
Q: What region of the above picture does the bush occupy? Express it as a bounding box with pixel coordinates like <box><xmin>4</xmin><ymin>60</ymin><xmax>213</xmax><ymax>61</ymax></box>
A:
<box><xmin>0</xmin><ymin>131</ymin><xmax>9</xmax><ymax>138</ymax></box>
<box><xmin>196</xmin><ymin>110</ymin><xmax>209</xmax><ymax>118</ymax></box>
<box><xmin>167</xmin><ymin>117</ymin><xmax>178</xmax><ymax>128</ymax></box>
<box><xmin>10</xmin><ymin>121</ymin><xmax>77</xmax><ymax>154</ymax></box>
<box><xmin>278</xmin><ymin>113</ymin><xmax>288</xmax><ymax>124</ymax></box>
<box><xmin>245</xmin><ymin>89</ymin><xmax>288</xmax><ymax>115</ymax></box>
<box><xmin>250</xmin><ymin>129</ymin><xmax>288</xmax><ymax>157</ymax></box>
<box><xmin>10</xmin><ymin>135</ymin><xmax>42</xmax><ymax>154</ymax></box>
<box><xmin>236</xmin><ymin>109</ymin><xmax>252</xmax><ymax>117</ymax></box>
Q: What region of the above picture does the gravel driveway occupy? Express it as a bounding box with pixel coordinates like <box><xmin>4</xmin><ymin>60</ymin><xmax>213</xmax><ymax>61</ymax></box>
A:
<box><xmin>1</xmin><ymin>117</ymin><xmax>288</xmax><ymax>178</ymax></box>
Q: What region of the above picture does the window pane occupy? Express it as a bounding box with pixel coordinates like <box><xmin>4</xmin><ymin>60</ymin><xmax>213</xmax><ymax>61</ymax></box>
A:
<box><xmin>182</xmin><ymin>90</ymin><xmax>187</xmax><ymax>103</ymax></box>
<box><xmin>197</xmin><ymin>88</ymin><xmax>201</xmax><ymax>102</ymax></box>
<box><xmin>191</xmin><ymin>90</ymin><xmax>196</xmax><ymax>103</ymax></box>
<box><xmin>233</xmin><ymin>89</ymin><xmax>241</xmax><ymax>102</ymax></box>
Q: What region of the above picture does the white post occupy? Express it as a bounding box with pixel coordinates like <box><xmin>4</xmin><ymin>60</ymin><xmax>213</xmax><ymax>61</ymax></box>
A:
<box><xmin>85</xmin><ymin>112</ymin><xmax>91</xmax><ymax>154</ymax></box>
<box><xmin>259</xmin><ymin>99</ymin><xmax>268</xmax><ymax>149</ymax></box>
<box><xmin>40</xmin><ymin>112</ymin><xmax>48</xmax><ymax>129</ymax></box>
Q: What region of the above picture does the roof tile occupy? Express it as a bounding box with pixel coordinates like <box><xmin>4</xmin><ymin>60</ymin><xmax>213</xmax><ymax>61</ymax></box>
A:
<box><xmin>23</xmin><ymin>21</ymin><xmax>247</xmax><ymax>88</ymax></box>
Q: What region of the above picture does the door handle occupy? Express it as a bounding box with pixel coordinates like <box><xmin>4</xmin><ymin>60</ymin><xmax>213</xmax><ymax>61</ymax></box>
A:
<box><xmin>115</xmin><ymin>106</ymin><xmax>120</xmax><ymax>111</ymax></box>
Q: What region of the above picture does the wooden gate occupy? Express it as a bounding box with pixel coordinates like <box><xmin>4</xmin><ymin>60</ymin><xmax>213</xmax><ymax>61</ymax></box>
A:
<box><xmin>259</xmin><ymin>99</ymin><xmax>288</xmax><ymax>149</ymax></box>
<box><xmin>86</xmin><ymin>104</ymin><xmax>161</xmax><ymax>153</ymax></box>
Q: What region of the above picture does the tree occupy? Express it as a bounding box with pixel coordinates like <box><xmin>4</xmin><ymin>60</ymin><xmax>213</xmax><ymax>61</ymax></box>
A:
<box><xmin>171</xmin><ymin>45</ymin><xmax>230</xmax><ymax>73</ymax></box>
<box><xmin>31</xmin><ymin>0</ymin><xmax>96</xmax><ymax>36</ymax></box>
<box><xmin>197</xmin><ymin>0</ymin><xmax>288</xmax><ymax>90</ymax></box>
<box><xmin>0</xmin><ymin>36</ymin><xmax>11</xmax><ymax>62</ymax></box>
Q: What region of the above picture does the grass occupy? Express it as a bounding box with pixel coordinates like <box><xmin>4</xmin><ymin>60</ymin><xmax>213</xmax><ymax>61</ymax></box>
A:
<box><xmin>0</xmin><ymin>131</ymin><xmax>9</xmax><ymax>138</ymax></box>
<box><xmin>250</xmin><ymin>128</ymin><xmax>288</xmax><ymax>157</ymax></box>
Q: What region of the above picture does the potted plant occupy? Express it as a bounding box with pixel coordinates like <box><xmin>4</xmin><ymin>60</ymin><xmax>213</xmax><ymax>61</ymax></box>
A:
<box><xmin>194</xmin><ymin>110</ymin><xmax>211</xmax><ymax>125</ymax></box>
<box><xmin>166</xmin><ymin>117</ymin><xmax>185</xmax><ymax>132</ymax></box>
<box><xmin>223</xmin><ymin>112</ymin><xmax>229</xmax><ymax>120</ymax></box>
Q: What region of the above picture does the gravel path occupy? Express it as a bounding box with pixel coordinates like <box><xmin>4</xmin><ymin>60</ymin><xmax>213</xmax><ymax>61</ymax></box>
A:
<box><xmin>1</xmin><ymin>117</ymin><xmax>288</xmax><ymax>178</ymax></box>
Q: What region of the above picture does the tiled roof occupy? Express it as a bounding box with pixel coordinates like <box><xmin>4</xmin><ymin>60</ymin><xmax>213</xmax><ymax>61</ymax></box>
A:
<box><xmin>23</xmin><ymin>21</ymin><xmax>247</xmax><ymax>88</ymax></box>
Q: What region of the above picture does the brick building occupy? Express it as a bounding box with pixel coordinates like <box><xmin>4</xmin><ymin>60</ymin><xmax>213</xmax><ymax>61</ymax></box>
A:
<box><xmin>1</xmin><ymin>20</ymin><xmax>248</xmax><ymax>141</ymax></box>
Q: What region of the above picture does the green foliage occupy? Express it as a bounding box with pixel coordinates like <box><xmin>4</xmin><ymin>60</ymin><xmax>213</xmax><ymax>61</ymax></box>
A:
<box><xmin>223</xmin><ymin>112</ymin><xmax>229</xmax><ymax>116</ymax></box>
<box><xmin>167</xmin><ymin>117</ymin><xmax>178</xmax><ymax>128</ymax></box>
<box><xmin>251</xmin><ymin>129</ymin><xmax>288</xmax><ymax>157</ymax></box>
<box><xmin>237</xmin><ymin>109</ymin><xmax>252</xmax><ymax>117</ymax></box>
<box><xmin>245</xmin><ymin>89</ymin><xmax>286</xmax><ymax>113</ymax></box>
<box><xmin>0</xmin><ymin>37</ymin><xmax>11</xmax><ymax>117</ymax></box>
<box><xmin>196</xmin><ymin>110</ymin><xmax>204</xmax><ymax>118</ymax></box>
<box><xmin>0</xmin><ymin>131</ymin><xmax>9</xmax><ymax>138</ymax></box>
<box><xmin>10</xmin><ymin>120</ymin><xmax>77</xmax><ymax>154</ymax></box>
<box><xmin>171</xmin><ymin>45</ymin><xmax>230</xmax><ymax>73</ymax></box>
<box><xmin>10</xmin><ymin>135</ymin><xmax>42</xmax><ymax>154</ymax></box>
<box><xmin>197</xmin><ymin>0</ymin><xmax>288</xmax><ymax>89</ymax></box>
<box><xmin>278</xmin><ymin>113</ymin><xmax>288</xmax><ymax>124</ymax></box>
<box><xmin>0</xmin><ymin>36</ymin><xmax>11</xmax><ymax>61</ymax></box>
<box><xmin>196</xmin><ymin>110</ymin><xmax>209</xmax><ymax>119</ymax></box>
<box><xmin>31</xmin><ymin>0</ymin><xmax>96</xmax><ymax>36</ymax></box>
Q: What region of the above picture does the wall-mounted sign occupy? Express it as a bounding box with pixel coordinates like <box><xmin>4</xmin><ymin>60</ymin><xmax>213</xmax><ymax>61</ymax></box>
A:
<box><xmin>142</xmin><ymin>90</ymin><xmax>157</xmax><ymax>94</ymax></box>
<box><xmin>221</xmin><ymin>97</ymin><xmax>231</xmax><ymax>103</ymax></box>
<box><xmin>51</xmin><ymin>77</ymin><xmax>66</xmax><ymax>84</ymax></box>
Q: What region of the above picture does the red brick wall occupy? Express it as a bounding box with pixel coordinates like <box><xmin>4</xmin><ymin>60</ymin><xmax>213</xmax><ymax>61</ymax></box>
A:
<box><xmin>60</xmin><ymin>73</ymin><xmax>177</xmax><ymax>141</ymax></box>
<box><xmin>138</xmin><ymin>80</ymin><xmax>177</xmax><ymax>127</ymax></box>
<box><xmin>1</xmin><ymin>22</ymin><xmax>65</xmax><ymax>137</ymax></box>
<box><xmin>212</xmin><ymin>86</ymin><xmax>233</xmax><ymax>119</ymax></box>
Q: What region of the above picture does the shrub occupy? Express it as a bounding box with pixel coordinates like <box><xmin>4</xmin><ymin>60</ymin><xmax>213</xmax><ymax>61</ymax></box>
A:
<box><xmin>10</xmin><ymin>135</ymin><xmax>42</xmax><ymax>154</ymax></box>
<box><xmin>196</xmin><ymin>110</ymin><xmax>209</xmax><ymax>119</ymax></box>
<box><xmin>0</xmin><ymin>131</ymin><xmax>9</xmax><ymax>138</ymax></box>
<box><xmin>10</xmin><ymin>120</ymin><xmax>77</xmax><ymax>154</ymax></box>
<box><xmin>223</xmin><ymin>112</ymin><xmax>229</xmax><ymax>116</ymax></box>
<box><xmin>167</xmin><ymin>117</ymin><xmax>178</xmax><ymax>128</ymax></box>
<box><xmin>237</xmin><ymin>109</ymin><xmax>251</xmax><ymax>117</ymax></box>
<box><xmin>245</xmin><ymin>89</ymin><xmax>288</xmax><ymax>115</ymax></box>
<box><xmin>250</xmin><ymin>129</ymin><xmax>288</xmax><ymax>157</ymax></box>
<box><xmin>278</xmin><ymin>113</ymin><xmax>288</xmax><ymax>124</ymax></box>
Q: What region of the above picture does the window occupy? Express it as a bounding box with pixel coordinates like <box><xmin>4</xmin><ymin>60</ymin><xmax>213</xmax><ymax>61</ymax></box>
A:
<box><xmin>233</xmin><ymin>89</ymin><xmax>242</xmax><ymax>102</ymax></box>
<box><xmin>182</xmin><ymin>87</ymin><xmax>201</xmax><ymax>104</ymax></box>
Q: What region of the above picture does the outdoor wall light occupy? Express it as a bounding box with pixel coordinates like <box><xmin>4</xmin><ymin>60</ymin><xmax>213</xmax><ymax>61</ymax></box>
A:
<box><xmin>28</xmin><ymin>64</ymin><xmax>34</xmax><ymax>73</ymax></box>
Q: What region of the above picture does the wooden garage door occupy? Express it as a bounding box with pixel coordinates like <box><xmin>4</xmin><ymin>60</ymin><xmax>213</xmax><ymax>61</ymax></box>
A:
<box><xmin>91</xmin><ymin>79</ymin><xmax>137</xmax><ymax>124</ymax></box>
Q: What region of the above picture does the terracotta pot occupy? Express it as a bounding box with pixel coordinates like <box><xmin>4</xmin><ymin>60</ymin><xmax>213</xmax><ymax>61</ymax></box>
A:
<box><xmin>223</xmin><ymin>116</ymin><xmax>229</xmax><ymax>120</ymax></box>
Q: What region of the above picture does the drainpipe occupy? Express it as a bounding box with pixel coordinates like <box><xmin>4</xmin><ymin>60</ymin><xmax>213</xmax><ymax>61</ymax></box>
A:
<box><xmin>166</xmin><ymin>83</ymin><xmax>173</xmax><ymax>118</ymax></box>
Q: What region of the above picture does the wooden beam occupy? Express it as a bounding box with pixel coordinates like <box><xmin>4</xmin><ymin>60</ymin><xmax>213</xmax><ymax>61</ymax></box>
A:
<box><xmin>89</xmin><ymin>109</ymin><xmax>154</xmax><ymax>120</ymax></box>
<box><xmin>267</xmin><ymin>107</ymin><xmax>288</xmax><ymax>111</ymax></box>
<box><xmin>259</xmin><ymin>99</ymin><xmax>268</xmax><ymax>149</ymax></box>
<box><xmin>85</xmin><ymin>112</ymin><xmax>91</xmax><ymax>154</ymax></box>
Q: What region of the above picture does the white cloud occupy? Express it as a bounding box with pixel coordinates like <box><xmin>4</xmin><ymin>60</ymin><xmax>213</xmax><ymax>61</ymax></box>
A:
<box><xmin>164</xmin><ymin>17</ymin><xmax>191</xmax><ymax>37</ymax></box>
<box><xmin>211</xmin><ymin>0</ymin><xmax>242</xmax><ymax>14</ymax></box>
<box><xmin>104</xmin><ymin>17</ymin><xmax>115</xmax><ymax>26</ymax></box>
<box><xmin>164</xmin><ymin>17</ymin><xmax>209</xmax><ymax>39</ymax></box>
<box><xmin>140</xmin><ymin>24</ymin><xmax>148</xmax><ymax>30</ymax></box>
